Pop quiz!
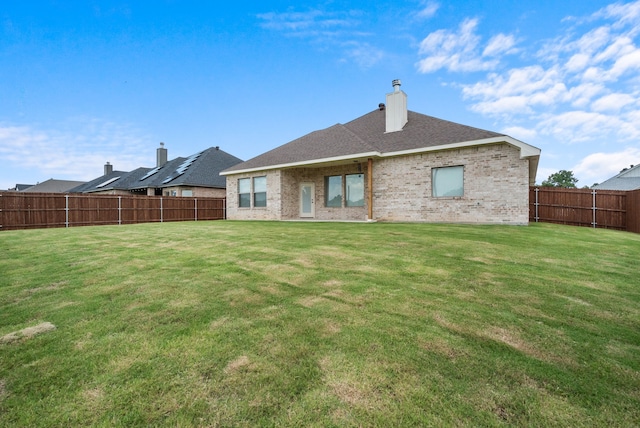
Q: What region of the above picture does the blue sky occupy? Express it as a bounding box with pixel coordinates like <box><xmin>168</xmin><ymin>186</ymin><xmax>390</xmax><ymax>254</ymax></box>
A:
<box><xmin>2</xmin><ymin>0</ymin><xmax>640</xmax><ymax>190</ymax></box>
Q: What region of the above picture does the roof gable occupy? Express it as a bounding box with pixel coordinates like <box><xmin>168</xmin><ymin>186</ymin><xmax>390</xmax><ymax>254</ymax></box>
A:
<box><xmin>222</xmin><ymin>109</ymin><xmax>538</xmax><ymax>175</ymax></box>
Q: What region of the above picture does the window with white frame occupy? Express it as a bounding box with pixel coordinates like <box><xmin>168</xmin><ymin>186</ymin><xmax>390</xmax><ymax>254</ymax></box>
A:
<box><xmin>238</xmin><ymin>178</ymin><xmax>251</xmax><ymax>207</ymax></box>
<box><xmin>253</xmin><ymin>176</ymin><xmax>267</xmax><ymax>207</ymax></box>
<box><xmin>432</xmin><ymin>166</ymin><xmax>464</xmax><ymax>197</ymax></box>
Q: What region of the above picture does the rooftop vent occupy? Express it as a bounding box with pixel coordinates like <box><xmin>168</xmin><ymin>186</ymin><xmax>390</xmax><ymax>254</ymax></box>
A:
<box><xmin>378</xmin><ymin>103</ymin><xmax>385</xmax><ymax>111</ymax></box>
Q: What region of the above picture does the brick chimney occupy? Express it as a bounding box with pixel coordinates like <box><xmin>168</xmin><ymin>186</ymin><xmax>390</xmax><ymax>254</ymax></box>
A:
<box><xmin>157</xmin><ymin>142</ymin><xmax>168</xmax><ymax>167</ymax></box>
<box><xmin>104</xmin><ymin>162</ymin><xmax>113</xmax><ymax>175</ymax></box>
<box><xmin>385</xmin><ymin>79</ymin><xmax>407</xmax><ymax>133</ymax></box>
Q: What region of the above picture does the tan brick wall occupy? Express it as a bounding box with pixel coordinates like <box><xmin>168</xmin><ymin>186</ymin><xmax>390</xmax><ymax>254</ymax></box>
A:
<box><xmin>280</xmin><ymin>165</ymin><xmax>368</xmax><ymax>220</ymax></box>
<box><xmin>161</xmin><ymin>186</ymin><xmax>226</xmax><ymax>198</ymax></box>
<box><xmin>373</xmin><ymin>143</ymin><xmax>530</xmax><ymax>224</ymax></box>
<box><xmin>226</xmin><ymin>143</ymin><xmax>531</xmax><ymax>224</ymax></box>
<box><xmin>226</xmin><ymin>171</ymin><xmax>282</xmax><ymax>220</ymax></box>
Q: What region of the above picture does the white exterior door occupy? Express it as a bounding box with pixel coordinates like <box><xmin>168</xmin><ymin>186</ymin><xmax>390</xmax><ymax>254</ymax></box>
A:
<box><xmin>300</xmin><ymin>182</ymin><xmax>315</xmax><ymax>218</ymax></box>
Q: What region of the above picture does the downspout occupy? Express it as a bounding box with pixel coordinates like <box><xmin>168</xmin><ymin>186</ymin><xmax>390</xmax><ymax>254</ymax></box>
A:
<box><xmin>368</xmin><ymin>158</ymin><xmax>373</xmax><ymax>221</ymax></box>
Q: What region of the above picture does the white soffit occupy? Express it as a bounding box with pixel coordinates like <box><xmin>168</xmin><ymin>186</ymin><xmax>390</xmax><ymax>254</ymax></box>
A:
<box><xmin>220</xmin><ymin>137</ymin><xmax>540</xmax><ymax>176</ymax></box>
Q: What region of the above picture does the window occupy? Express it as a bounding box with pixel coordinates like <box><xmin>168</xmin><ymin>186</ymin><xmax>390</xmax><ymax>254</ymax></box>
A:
<box><xmin>253</xmin><ymin>176</ymin><xmax>267</xmax><ymax>207</ymax></box>
<box><xmin>432</xmin><ymin>166</ymin><xmax>464</xmax><ymax>197</ymax></box>
<box><xmin>182</xmin><ymin>189</ymin><xmax>193</xmax><ymax>197</ymax></box>
<box><xmin>345</xmin><ymin>174</ymin><xmax>364</xmax><ymax>207</ymax></box>
<box><xmin>325</xmin><ymin>175</ymin><xmax>342</xmax><ymax>207</ymax></box>
<box><xmin>238</xmin><ymin>178</ymin><xmax>250</xmax><ymax>207</ymax></box>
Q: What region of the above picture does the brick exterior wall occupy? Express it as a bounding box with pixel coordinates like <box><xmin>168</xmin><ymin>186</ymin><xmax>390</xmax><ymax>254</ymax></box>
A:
<box><xmin>161</xmin><ymin>186</ymin><xmax>226</xmax><ymax>198</ymax></box>
<box><xmin>225</xmin><ymin>143</ymin><xmax>531</xmax><ymax>224</ymax></box>
<box><xmin>93</xmin><ymin>187</ymin><xmax>225</xmax><ymax>197</ymax></box>
<box><xmin>373</xmin><ymin>143</ymin><xmax>530</xmax><ymax>224</ymax></box>
<box><xmin>226</xmin><ymin>171</ymin><xmax>283</xmax><ymax>220</ymax></box>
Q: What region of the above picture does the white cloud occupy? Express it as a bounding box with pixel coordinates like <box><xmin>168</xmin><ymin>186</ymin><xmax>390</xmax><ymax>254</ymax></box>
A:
<box><xmin>501</xmin><ymin>126</ymin><xmax>538</xmax><ymax>141</ymax></box>
<box><xmin>591</xmin><ymin>92</ymin><xmax>636</xmax><ymax>111</ymax></box>
<box><xmin>565</xmin><ymin>53</ymin><xmax>591</xmax><ymax>72</ymax></box>
<box><xmin>0</xmin><ymin>118</ymin><xmax>152</xmax><ymax>181</ymax></box>
<box><xmin>430</xmin><ymin>1</ymin><xmax>640</xmax><ymax>151</ymax></box>
<box><xmin>462</xmin><ymin>66</ymin><xmax>567</xmax><ymax>115</ymax></box>
<box><xmin>257</xmin><ymin>10</ymin><xmax>355</xmax><ymax>33</ymax></box>
<box><xmin>257</xmin><ymin>8</ymin><xmax>382</xmax><ymax>68</ymax></box>
<box><xmin>416</xmin><ymin>1</ymin><xmax>439</xmax><ymax>19</ymax></box>
<box><xmin>417</xmin><ymin>18</ymin><xmax>512</xmax><ymax>72</ymax></box>
<box><xmin>342</xmin><ymin>41</ymin><xmax>385</xmax><ymax>68</ymax></box>
<box><xmin>573</xmin><ymin>147</ymin><xmax>640</xmax><ymax>184</ymax></box>
<box><xmin>538</xmin><ymin>110</ymin><xmax>640</xmax><ymax>142</ymax></box>
<box><xmin>483</xmin><ymin>33</ymin><xmax>518</xmax><ymax>57</ymax></box>
<box><xmin>596</xmin><ymin>0</ymin><xmax>640</xmax><ymax>28</ymax></box>
<box><xmin>567</xmin><ymin>82</ymin><xmax>606</xmax><ymax>107</ymax></box>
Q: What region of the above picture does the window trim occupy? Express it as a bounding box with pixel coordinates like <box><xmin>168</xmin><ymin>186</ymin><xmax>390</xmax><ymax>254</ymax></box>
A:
<box><xmin>325</xmin><ymin>175</ymin><xmax>343</xmax><ymax>207</ymax></box>
<box><xmin>324</xmin><ymin>173</ymin><xmax>365</xmax><ymax>208</ymax></box>
<box><xmin>238</xmin><ymin>177</ymin><xmax>251</xmax><ymax>208</ymax></box>
<box><xmin>432</xmin><ymin>165</ymin><xmax>464</xmax><ymax>198</ymax></box>
<box><xmin>238</xmin><ymin>176</ymin><xmax>267</xmax><ymax>208</ymax></box>
<box><xmin>253</xmin><ymin>176</ymin><xmax>267</xmax><ymax>208</ymax></box>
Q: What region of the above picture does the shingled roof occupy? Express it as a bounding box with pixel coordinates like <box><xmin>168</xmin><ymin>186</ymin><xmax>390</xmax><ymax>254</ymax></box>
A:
<box><xmin>221</xmin><ymin>109</ymin><xmax>538</xmax><ymax>175</ymax></box>
<box><xmin>71</xmin><ymin>146</ymin><xmax>242</xmax><ymax>193</ymax></box>
<box><xmin>593</xmin><ymin>164</ymin><xmax>640</xmax><ymax>191</ymax></box>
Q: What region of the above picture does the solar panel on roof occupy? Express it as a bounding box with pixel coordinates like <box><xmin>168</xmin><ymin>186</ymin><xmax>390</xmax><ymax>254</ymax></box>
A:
<box><xmin>96</xmin><ymin>176</ymin><xmax>120</xmax><ymax>188</ymax></box>
<box><xmin>139</xmin><ymin>166</ymin><xmax>162</xmax><ymax>181</ymax></box>
<box><xmin>160</xmin><ymin>151</ymin><xmax>203</xmax><ymax>183</ymax></box>
<box><xmin>162</xmin><ymin>172</ymin><xmax>184</xmax><ymax>184</ymax></box>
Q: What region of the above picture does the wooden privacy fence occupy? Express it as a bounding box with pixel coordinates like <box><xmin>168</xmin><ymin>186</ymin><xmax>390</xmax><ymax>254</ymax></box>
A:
<box><xmin>529</xmin><ymin>187</ymin><xmax>640</xmax><ymax>234</ymax></box>
<box><xmin>0</xmin><ymin>192</ymin><xmax>226</xmax><ymax>231</ymax></box>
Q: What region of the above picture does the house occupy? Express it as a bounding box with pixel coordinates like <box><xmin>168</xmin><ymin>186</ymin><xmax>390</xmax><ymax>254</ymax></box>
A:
<box><xmin>7</xmin><ymin>184</ymin><xmax>35</xmax><ymax>191</ymax></box>
<box><xmin>71</xmin><ymin>144</ymin><xmax>243</xmax><ymax>197</ymax></box>
<box><xmin>221</xmin><ymin>80</ymin><xmax>541</xmax><ymax>224</ymax></box>
<box><xmin>592</xmin><ymin>164</ymin><xmax>640</xmax><ymax>191</ymax></box>
<box><xmin>21</xmin><ymin>179</ymin><xmax>86</xmax><ymax>193</ymax></box>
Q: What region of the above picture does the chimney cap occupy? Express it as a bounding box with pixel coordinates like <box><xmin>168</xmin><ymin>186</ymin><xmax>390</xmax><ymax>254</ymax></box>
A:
<box><xmin>392</xmin><ymin>79</ymin><xmax>401</xmax><ymax>91</ymax></box>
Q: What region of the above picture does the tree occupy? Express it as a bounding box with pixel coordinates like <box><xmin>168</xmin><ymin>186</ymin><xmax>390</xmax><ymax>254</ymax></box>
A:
<box><xmin>541</xmin><ymin>170</ymin><xmax>578</xmax><ymax>188</ymax></box>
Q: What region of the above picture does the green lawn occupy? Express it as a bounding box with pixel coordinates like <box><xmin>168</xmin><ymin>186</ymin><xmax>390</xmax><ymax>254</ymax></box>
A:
<box><xmin>1</xmin><ymin>221</ymin><xmax>639</xmax><ymax>427</ymax></box>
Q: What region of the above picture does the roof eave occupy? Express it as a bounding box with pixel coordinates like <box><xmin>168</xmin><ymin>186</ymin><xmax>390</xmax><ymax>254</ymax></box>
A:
<box><xmin>220</xmin><ymin>151</ymin><xmax>381</xmax><ymax>176</ymax></box>
<box><xmin>379</xmin><ymin>136</ymin><xmax>541</xmax><ymax>159</ymax></box>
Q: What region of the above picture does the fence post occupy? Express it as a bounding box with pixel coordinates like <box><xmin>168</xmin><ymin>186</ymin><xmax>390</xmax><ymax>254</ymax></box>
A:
<box><xmin>65</xmin><ymin>194</ymin><xmax>69</xmax><ymax>228</ymax></box>
<box><xmin>534</xmin><ymin>187</ymin><xmax>539</xmax><ymax>222</ymax></box>
<box><xmin>195</xmin><ymin>198</ymin><xmax>198</xmax><ymax>221</ymax></box>
<box><xmin>118</xmin><ymin>196</ymin><xmax>122</xmax><ymax>225</ymax></box>
<box><xmin>160</xmin><ymin>197</ymin><xmax>163</xmax><ymax>223</ymax></box>
<box><xmin>592</xmin><ymin>189</ymin><xmax>597</xmax><ymax>228</ymax></box>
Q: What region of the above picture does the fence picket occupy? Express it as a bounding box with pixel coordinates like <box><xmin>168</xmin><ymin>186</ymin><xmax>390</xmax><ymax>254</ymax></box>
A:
<box><xmin>0</xmin><ymin>192</ymin><xmax>225</xmax><ymax>231</ymax></box>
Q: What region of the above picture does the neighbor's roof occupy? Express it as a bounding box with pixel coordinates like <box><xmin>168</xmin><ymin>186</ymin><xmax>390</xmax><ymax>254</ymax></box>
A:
<box><xmin>221</xmin><ymin>109</ymin><xmax>540</xmax><ymax>175</ymax></box>
<box><xmin>593</xmin><ymin>164</ymin><xmax>640</xmax><ymax>191</ymax></box>
<box><xmin>23</xmin><ymin>179</ymin><xmax>86</xmax><ymax>193</ymax></box>
<box><xmin>71</xmin><ymin>146</ymin><xmax>243</xmax><ymax>193</ymax></box>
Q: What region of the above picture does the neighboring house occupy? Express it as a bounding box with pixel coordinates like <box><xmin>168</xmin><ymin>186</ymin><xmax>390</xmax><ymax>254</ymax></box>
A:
<box><xmin>593</xmin><ymin>164</ymin><xmax>640</xmax><ymax>191</ymax></box>
<box><xmin>71</xmin><ymin>144</ymin><xmax>243</xmax><ymax>197</ymax></box>
<box><xmin>7</xmin><ymin>184</ymin><xmax>35</xmax><ymax>191</ymax></box>
<box><xmin>221</xmin><ymin>80</ymin><xmax>541</xmax><ymax>224</ymax></box>
<box><xmin>22</xmin><ymin>179</ymin><xmax>86</xmax><ymax>193</ymax></box>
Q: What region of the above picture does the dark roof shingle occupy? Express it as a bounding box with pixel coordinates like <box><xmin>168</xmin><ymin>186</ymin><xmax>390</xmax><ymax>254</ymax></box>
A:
<box><xmin>222</xmin><ymin>109</ymin><xmax>505</xmax><ymax>174</ymax></box>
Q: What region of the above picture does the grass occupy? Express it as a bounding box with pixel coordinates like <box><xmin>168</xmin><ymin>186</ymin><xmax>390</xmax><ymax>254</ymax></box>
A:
<box><xmin>0</xmin><ymin>220</ymin><xmax>639</xmax><ymax>427</ymax></box>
